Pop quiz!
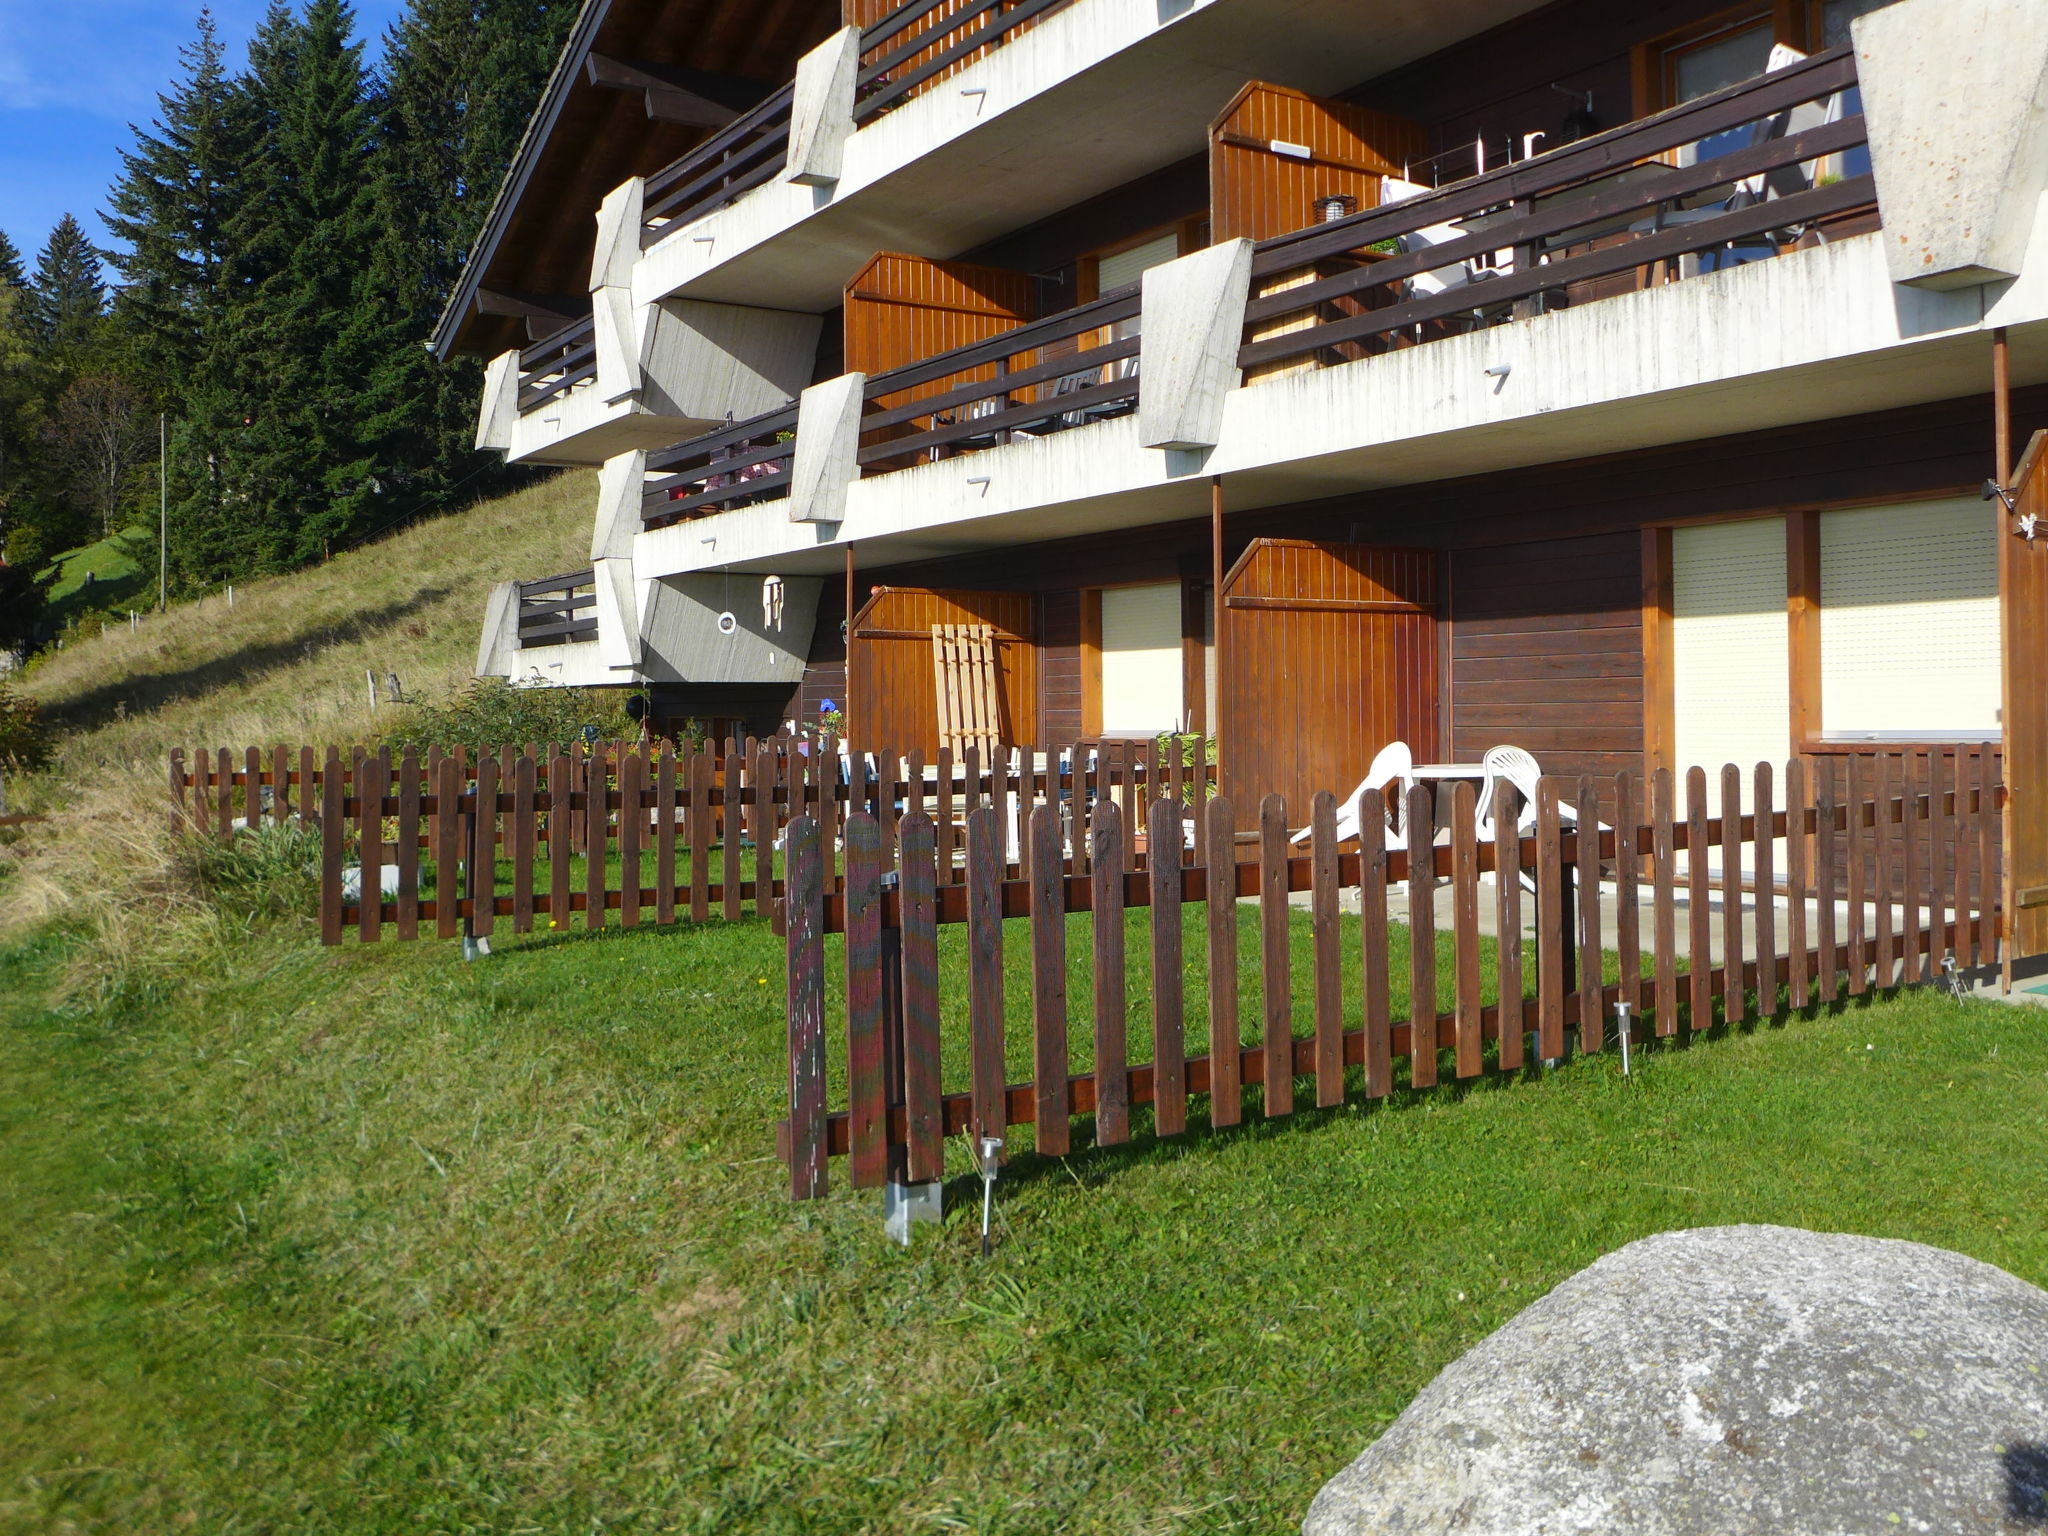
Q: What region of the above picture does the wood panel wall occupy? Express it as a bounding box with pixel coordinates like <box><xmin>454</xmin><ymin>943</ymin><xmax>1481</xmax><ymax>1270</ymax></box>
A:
<box><xmin>2004</xmin><ymin>430</ymin><xmax>2048</xmax><ymax>957</ymax></box>
<box><xmin>843</xmin><ymin>253</ymin><xmax>1034</xmax><ymax>409</ymax></box>
<box><xmin>1449</xmin><ymin>533</ymin><xmax>1644</xmax><ymax>783</ymax></box>
<box><xmin>1218</xmin><ymin>539</ymin><xmax>1436</xmax><ymax>823</ymax></box>
<box><xmin>1210</xmin><ymin>82</ymin><xmax>1427</xmax><ymax>244</ymax></box>
<box><xmin>846</xmin><ymin>586</ymin><xmax>1038</xmax><ymax>753</ymax></box>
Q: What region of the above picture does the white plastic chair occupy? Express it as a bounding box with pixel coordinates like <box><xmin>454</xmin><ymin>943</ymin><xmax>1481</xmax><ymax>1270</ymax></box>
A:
<box><xmin>1293</xmin><ymin>739</ymin><xmax>1412</xmax><ymax>848</ymax></box>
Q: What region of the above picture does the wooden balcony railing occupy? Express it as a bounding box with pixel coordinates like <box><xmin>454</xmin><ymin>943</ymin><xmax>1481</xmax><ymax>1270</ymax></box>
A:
<box><xmin>516</xmin><ymin>570</ymin><xmax>599</xmax><ymax>648</ymax></box>
<box><xmin>853</xmin><ymin>0</ymin><xmax>1077</xmax><ymax>125</ymax></box>
<box><xmin>640</xmin><ymin>283</ymin><xmax>1140</xmax><ymax>528</ymax></box>
<box><xmin>638</xmin><ymin>0</ymin><xmax>1082</xmax><ymax>251</ymax></box>
<box><xmin>516</xmin><ymin>315</ymin><xmax>597</xmax><ymax>412</ymax></box>
<box><xmin>636</xmin><ymin>45</ymin><xmax>1878</xmax><ymax>524</ymax></box>
<box><xmin>1239</xmin><ymin>45</ymin><xmax>1873</xmax><ymax>375</ymax></box>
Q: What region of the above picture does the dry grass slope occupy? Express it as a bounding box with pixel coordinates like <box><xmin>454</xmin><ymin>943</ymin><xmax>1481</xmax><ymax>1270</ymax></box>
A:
<box><xmin>0</xmin><ymin>472</ymin><xmax>593</xmax><ymax>963</ymax></box>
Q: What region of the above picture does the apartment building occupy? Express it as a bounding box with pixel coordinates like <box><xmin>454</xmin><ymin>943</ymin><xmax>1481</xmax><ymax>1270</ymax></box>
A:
<box><xmin>438</xmin><ymin>0</ymin><xmax>2048</xmax><ymax>854</ymax></box>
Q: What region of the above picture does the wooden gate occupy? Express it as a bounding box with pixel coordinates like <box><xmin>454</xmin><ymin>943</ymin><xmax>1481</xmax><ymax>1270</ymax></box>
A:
<box><xmin>1217</xmin><ymin>539</ymin><xmax>1436</xmax><ymax>822</ymax></box>
<box><xmin>847</xmin><ymin>587</ymin><xmax>1036</xmax><ymax>753</ymax></box>
<box><xmin>2005</xmin><ymin>431</ymin><xmax>2048</xmax><ymax>960</ymax></box>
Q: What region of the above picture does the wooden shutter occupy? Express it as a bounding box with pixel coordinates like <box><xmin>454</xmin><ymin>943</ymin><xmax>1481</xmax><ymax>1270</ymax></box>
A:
<box><xmin>2004</xmin><ymin>432</ymin><xmax>2048</xmax><ymax>958</ymax></box>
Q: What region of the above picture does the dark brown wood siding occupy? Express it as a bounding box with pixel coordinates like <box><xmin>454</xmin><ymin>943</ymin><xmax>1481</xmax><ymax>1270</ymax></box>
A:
<box><xmin>843</xmin><ymin>253</ymin><xmax>1034</xmax><ymax>408</ymax></box>
<box><xmin>1449</xmin><ymin>533</ymin><xmax>1643</xmax><ymax>783</ymax></box>
<box><xmin>1218</xmin><ymin>540</ymin><xmax>1436</xmax><ymax>821</ymax></box>
<box><xmin>1039</xmin><ymin>589</ymin><xmax>1083</xmax><ymax>742</ymax></box>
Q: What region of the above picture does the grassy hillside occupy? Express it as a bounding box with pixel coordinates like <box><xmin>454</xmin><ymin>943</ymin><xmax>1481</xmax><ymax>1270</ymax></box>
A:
<box><xmin>0</xmin><ymin>471</ymin><xmax>591</xmax><ymax>955</ymax></box>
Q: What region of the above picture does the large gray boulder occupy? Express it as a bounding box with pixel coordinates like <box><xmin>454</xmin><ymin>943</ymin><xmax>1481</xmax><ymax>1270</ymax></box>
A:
<box><xmin>1307</xmin><ymin>1226</ymin><xmax>2048</xmax><ymax>1535</ymax></box>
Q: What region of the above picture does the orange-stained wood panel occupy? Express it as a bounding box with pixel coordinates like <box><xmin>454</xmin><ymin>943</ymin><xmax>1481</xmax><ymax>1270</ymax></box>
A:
<box><xmin>1218</xmin><ymin>539</ymin><xmax>1437</xmax><ymax>827</ymax></box>
<box><xmin>1210</xmin><ymin>82</ymin><xmax>1428</xmax><ymax>245</ymax></box>
<box><xmin>844</xmin><ymin>251</ymin><xmax>1035</xmax><ymax>410</ymax></box>
<box><xmin>2005</xmin><ymin>430</ymin><xmax>2048</xmax><ymax>957</ymax></box>
<box><xmin>847</xmin><ymin>586</ymin><xmax>1038</xmax><ymax>753</ymax></box>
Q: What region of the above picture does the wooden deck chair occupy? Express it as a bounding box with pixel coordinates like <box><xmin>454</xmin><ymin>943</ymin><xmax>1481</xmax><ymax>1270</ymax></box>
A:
<box><xmin>931</xmin><ymin>623</ymin><xmax>1002</xmax><ymax>759</ymax></box>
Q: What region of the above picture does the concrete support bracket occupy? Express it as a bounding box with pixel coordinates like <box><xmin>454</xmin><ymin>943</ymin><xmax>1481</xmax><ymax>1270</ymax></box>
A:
<box><xmin>785</xmin><ymin>26</ymin><xmax>861</xmax><ymax>189</ymax></box>
<box><xmin>475</xmin><ymin>350</ymin><xmax>520</xmax><ymax>452</ymax></box>
<box><xmin>475</xmin><ymin>579</ymin><xmax>519</xmax><ymax>677</ymax></box>
<box><xmin>1857</xmin><ymin>0</ymin><xmax>2048</xmax><ymax>290</ymax></box>
<box><xmin>1137</xmin><ymin>238</ymin><xmax>1255</xmax><ymax>452</ymax></box>
<box><xmin>590</xmin><ymin>177</ymin><xmax>646</xmax><ymax>292</ymax></box>
<box><xmin>787</xmin><ymin>372</ymin><xmax>866</xmax><ymax>523</ymax></box>
<box><xmin>594</xmin><ymin>556</ymin><xmax>643</xmax><ymax>673</ymax></box>
<box><xmin>592</xmin><ymin>449</ymin><xmax>649</xmax><ymax>561</ymax></box>
<box><xmin>594</xmin><ymin>287</ymin><xmax>644</xmax><ymax>406</ymax></box>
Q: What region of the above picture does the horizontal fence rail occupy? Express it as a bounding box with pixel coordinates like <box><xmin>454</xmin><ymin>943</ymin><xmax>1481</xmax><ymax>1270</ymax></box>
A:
<box><xmin>168</xmin><ymin>736</ymin><xmax>1193</xmax><ymax>944</ymax></box>
<box><xmin>516</xmin><ymin>314</ymin><xmax>597</xmax><ymax>412</ymax></box>
<box><xmin>780</xmin><ymin>749</ymin><xmax>2001</xmax><ymax>1199</ymax></box>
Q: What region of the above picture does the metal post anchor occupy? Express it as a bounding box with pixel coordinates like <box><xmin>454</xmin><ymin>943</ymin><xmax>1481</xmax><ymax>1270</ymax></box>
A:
<box><xmin>978</xmin><ymin>1135</ymin><xmax>1003</xmax><ymax>1257</ymax></box>
<box><xmin>1616</xmin><ymin>1001</ymin><xmax>1632</xmax><ymax>1077</ymax></box>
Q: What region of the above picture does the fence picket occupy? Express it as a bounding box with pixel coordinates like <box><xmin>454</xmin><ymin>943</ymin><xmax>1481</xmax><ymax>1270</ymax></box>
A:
<box><xmin>471</xmin><ymin>751</ymin><xmax>497</xmax><ymax>942</ymax></box>
<box><xmin>1718</xmin><ymin>765</ymin><xmax>1744</xmax><ymax>1026</ymax></box>
<box><xmin>1613</xmin><ymin>774</ymin><xmax>1638</xmax><ymax>1021</ymax></box>
<box><xmin>398</xmin><ymin>746</ymin><xmax>423</xmax><ymax>940</ymax></box>
<box><xmin>1359</xmin><ymin>788</ymin><xmax>1394</xmax><ymax>1095</ymax></box>
<box><xmin>1535</xmin><ymin>779</ymin><xmax>1565</xmax><ymax>1062</ymax></box>
<box><xmin>271</xmin><ymin>744</ymin><xmax>290</xmax><ymax>825</ymax></box>
<box><xmin>1092</xmin><ymin>797</ymin><xmax>1130</xmax><ymax>1144</ymax></box>
<box><xmin>619</xmin><ymin>750</ymin><xmax>644</xmax><ymax>929</ymax></box>
<box><xmin>1310</xmin><ymin>790</ymin><xmax>1346</xmax><ymax>1104</ymax></box>
<box><xmin>358</xmin><ymin>750</ymin><xmax>385</xmax><ymax>944</ymax></box>
<box><xmin>1031</xmin><ymin>803</ymin><xmax>1070</xmax><ymax>1155</ymax></box>
<box><xmin>1955</xmin><ymin>748</ymin><xmax>1977</xmax><ymax>969</ymax></box>
<box><xmin>724</xmin><ymin>740</ymin><xmax>744</xmax><ymax>922</ymax></box>
<box><xmin>967</xmin><ymin>805</ymin><xmax>1007</xmax><ymax>1156</ymax></box>
<box><xmin>898</xmin><ymin>811</ymin><xmax>943</xmax><ymax>1182</ymax></box>
<box><xmin>1576</xmin><ymin>774</ymin><xmax>1603</xmax><ymax>1054</ymax></box>
<box><xmin>217</xmin><ymin>743</ymin><xmax>234</xmax><ymax>841</ymax></box>
<box><xmin>1978</xmin><ymin>745</ymin><xmax>1999</xmax><ymax>970</ymax></box>
<box><xmin>583</xmin><ymin>746</ymin><xmax>607</xmax><ymax>931</ymax></box>
<box><xmin>1205</xmin><ymin>795</ymin><xmax>1243</xmax><ymax>1125</ymax></box>
<box><xmin>1814</xmin><ymin>763</ymin><xmax>1839</xmax><ymax>1001</ymax></box>
<box><xmin>1152</xmin><ymin>796</ymin><xmax>1189</xmax><ymax>1133</ymax></box>
<box><xmin>320</xmin><ymin>747</ymin><xmax>344</xmax><ymax>944</ymax></box>
<box><xmin>1685</xmin><ymin>768</ymin><xmax>1711</xmax><ymax>1032</ymax></box>
<box><xmin>785</xmin><ymin>816</ymin><xmax>826</xmax><ymax>1199</ymax></box>
<box><xmin>546</xmin><ymin>748</ymin><xmax>570</xmax><ymax>932</ymax></box>
<box><xmin>1652</xmin><ymin>767</ymin><xmax>1678</xmax><ymax>1037</ymax></box>
<box><xmin>689</xmin><ymin>743</ymin><xmax>713</xmax><ymax>922</ymax></box>
<box><xmin>1492</xmin><ymin>784</ymin><xmax>1525</xmax><ymax>1072</ymax></box>
<box><xmin>507</xmin><ymin>750</ymin><xmax>530</xmax><ymax>936</ymax></box>
<box><xmin>1873</xmin><ymin>753</ymin><xmax>1895</xmax><ymax>987</ymax></box>
<box><xmin>1845</xmin><ymin>754</ymin><xmax>1867</xmax><ymax>996</ymax></box>
<box><xmin>436</xmin><ymin>754</ymin><xmax>462</xmax><ymax>940</ymax></box>
<box><xmin>844</xmin><ymin>814</ymin><xmax>886</xmax><ymax>1190</ymax></box>
<box><xmin>1930</xmin><ymin>747</ymin><xmax>1951</xmax><ymax>975</ymax></box>
<box><xmin>1754</xmin><ymin>763</ymin><xmax>1777</xmax><ymax>1012</ymax></box>
<box><xmin>1261</xmin><ymin>794</ymin><xmax>1295</xmax><ymax>1114</ymax></box>
<box><xmin>1785</xmin><ymin>758</ymin><xmax>1810</xmax><ymax>1008</ymax></box>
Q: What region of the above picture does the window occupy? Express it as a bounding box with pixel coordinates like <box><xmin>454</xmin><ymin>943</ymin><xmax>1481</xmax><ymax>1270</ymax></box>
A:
<box><xmin>1098</xmin><ymin>583</ymin><xmax>1184</xmax><ymax>735</ymax></box>
<box><xmin>1672</xmin><ymin>518</ymin><xmax>1791</xmax><ymax>812</ymax></box>
<box><xmin>1818</xmin><ymin>500</ymin><xmax>1999</xmax><ymax>741</ymax></box>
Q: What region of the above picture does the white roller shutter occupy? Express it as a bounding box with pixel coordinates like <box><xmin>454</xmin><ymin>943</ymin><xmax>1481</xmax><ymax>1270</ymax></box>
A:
<box><xmin>1819</xmin><ymin>499</ymin><xmax>1998</xmax><ymax>740</ymax></box>
<box><xmin>1673</xmin><ymin>517</ymin><xmax>1790</xmax><ymax>814</ymax></box>
<box><xmin>1096</xmin><ymin>233</ymin><xmax>1180</xmax><ymax>294</ymax></box>
<box><xmin>1100</xmin><ymin>584</ymin><xmax>1184</xmax><ymax>736</ymax></box>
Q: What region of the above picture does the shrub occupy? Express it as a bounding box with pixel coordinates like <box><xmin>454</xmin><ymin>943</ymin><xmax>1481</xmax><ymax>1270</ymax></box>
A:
<box><xmin>0</xmin><ymin>680</ymin><xmax>50</xmax><ymax>771</ymax></box>
<box><xmin>380</xmin><ymin>677</ymin><xmax>637</xmax><ymax>753</ymax></box>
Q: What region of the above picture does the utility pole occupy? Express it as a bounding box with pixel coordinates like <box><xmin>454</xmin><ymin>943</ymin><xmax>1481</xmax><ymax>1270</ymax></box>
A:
<box><xmin>158</xmin><ymin>413</ymin><xmax>168</xmax><ymax>612</ymax></box>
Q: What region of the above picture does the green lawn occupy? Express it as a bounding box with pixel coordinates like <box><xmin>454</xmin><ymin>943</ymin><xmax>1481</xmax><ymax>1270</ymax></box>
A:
<box><xmin>3</xmin><ymin>902</ymin><xmax>2046</xmax><ymax>1534</ymax></box>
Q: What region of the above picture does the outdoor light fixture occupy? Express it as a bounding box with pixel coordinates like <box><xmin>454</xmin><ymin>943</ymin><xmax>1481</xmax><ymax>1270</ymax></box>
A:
<box><xmin>1315</xmin><ymin>193</ymin><xmax>1358</xmax><ymax>223</ymax></box>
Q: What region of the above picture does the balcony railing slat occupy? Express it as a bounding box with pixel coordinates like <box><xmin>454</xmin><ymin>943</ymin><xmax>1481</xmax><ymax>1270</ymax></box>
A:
<box><xmin>857</xmin><ymin>0</ymin><xmax>1072</xmax><ymax>120</ymax></box>
<box><xmin>858</xmin><ymin>0</ymin><xmax>1008</xmax><ymax>88</ymax></box>
<box><xmin>859</xmin><ymin>334</ymin><xmax>1140</xmax><ymax>433</ymax></box>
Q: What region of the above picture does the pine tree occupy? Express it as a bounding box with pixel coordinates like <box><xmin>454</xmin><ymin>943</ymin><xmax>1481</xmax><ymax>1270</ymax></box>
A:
<box><xmin>0</xmin><ymin>231</ymin><xmax>25</xmax><ymax>293</ymax></box>
<box><xmin>25</xmin><ymin>216</ymin><xmax>106</xmax><ymax>370</ymax></box>
<box><xmin>104</xmin><ymin>9</ymin><xmax>250</xmax><ymax>391</ymax></box>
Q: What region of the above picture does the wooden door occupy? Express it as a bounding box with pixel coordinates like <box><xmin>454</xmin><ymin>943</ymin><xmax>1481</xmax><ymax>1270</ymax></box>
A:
<box><xmin>2004</xmin><ymin>431</ymin><xmax>2048</xmax><ymax>957</ymax></box>
<box><xmin>1218</xmin><ymin>539</ymin><xmax>1436</xmax><ymax>822</ymax></box>
<box><xmin>847</xmin><ymin>587</ymin><xmax>1036</xmax><ymax>753</ymax></box>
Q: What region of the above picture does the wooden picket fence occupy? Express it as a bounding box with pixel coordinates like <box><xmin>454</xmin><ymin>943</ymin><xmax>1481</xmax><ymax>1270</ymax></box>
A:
<box><xmin>167</xmin><ymin>736</ymin><xmax>1201</xmax><ymax>944</ymax></box>
<box><xmin>780</xmin><ymin>749</ymin><xmax>2005</xmax><ymax>1199</ymax></box>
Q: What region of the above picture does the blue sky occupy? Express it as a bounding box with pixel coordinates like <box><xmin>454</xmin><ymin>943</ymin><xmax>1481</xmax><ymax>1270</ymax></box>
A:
<box><xmin>0</xmin><ymin>0</ymin><xmax>407</xmax><ymax>269</ymax></box>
